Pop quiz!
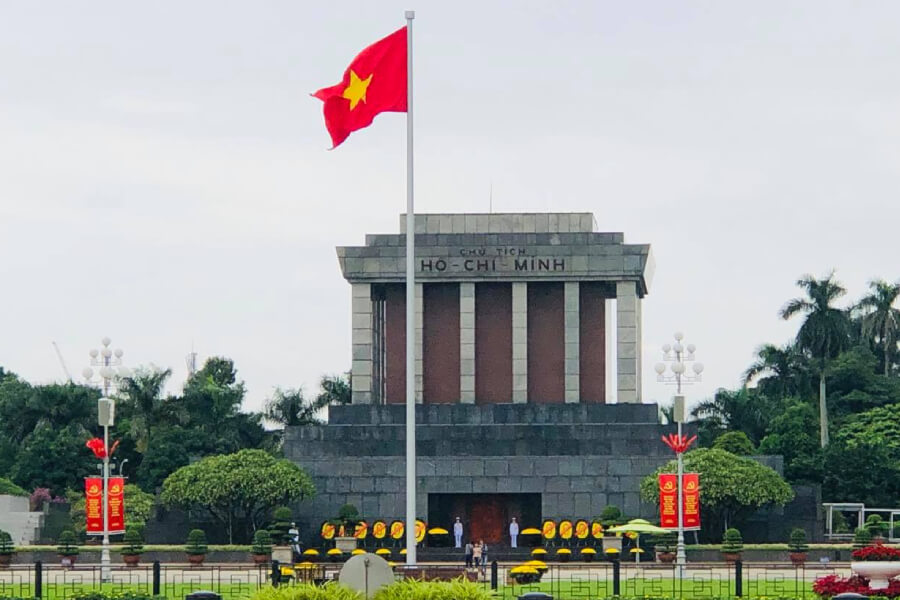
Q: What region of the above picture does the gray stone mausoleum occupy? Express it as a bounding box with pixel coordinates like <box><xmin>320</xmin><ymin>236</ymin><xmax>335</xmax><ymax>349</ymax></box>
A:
<box><xmin>286</xmin><ymin>213</ymin><xmax>695</xmax><ymax>545</ymax></box>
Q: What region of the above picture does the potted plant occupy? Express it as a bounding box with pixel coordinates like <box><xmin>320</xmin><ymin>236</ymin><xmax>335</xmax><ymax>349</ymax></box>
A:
<box><xmin>0</xmin><ymin>530</ymin><xmax>14</xmax><ymax>568</ymax></box>
<box><xmin>251</xmin><ymin>529</ymin><xmax>273</xmax><ymax>565</ymax></box>
<box><xmin>600</xmin><ymin>506</ymin><xmax>624</xmax><ymax>554</ymax></box>
<box><xmin>788</xmin><ymin>528</ymin><xmax>808</xmax><ymax>566</ymax></box>
<box><xmin>721</xmin><ymin>528</ymin><xmax>743</xmax><ymax>564</ymax></box>
<box><xmin>853</xmin><ymin>526</ymin><xmax>873</xmax><ymax>549</ymax></box>
<box><xmin>332</xmin><ymin>504</ymin><xmax>361</xmax><ymax>552</ymax></box>
<box><xmin>851</xmin><ymin>544</ymin><xmax>900</xmax><ymax>589</ymax></box>
<box><xmin>121</xmin><ymin>527</ymin><xmax>144</xmax><ymax>567</ymax></box>
<box><xmin>270</xmin><ymin>506</ymin><xmax>293</xmax><ymax>545</ymax></box>
<box><xmin>866</xmin><ymin>515</ymin><xmax>889</xmax><ymax>542</ymax></box>
<box><xmin>57</xmin><ymin>529</ymin><xmax>79</xmax><ymax>568</ymax></box>
<box><xmin>580</xmin><ymin>547</ymin><xmax>597</xmax><ymax>562</ymax></box>
<box><xmin>654</xmin><ymin>531</ymin><xmax>677</xmax><ymax>564</ymax></box>
<box><xmin>185</xmin><ymin>529</ymin><xmax>208</xmax><ymax>566</ymax></box>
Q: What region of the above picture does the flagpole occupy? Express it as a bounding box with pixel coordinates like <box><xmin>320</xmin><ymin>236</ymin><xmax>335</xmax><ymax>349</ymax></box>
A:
<box><xmin>404</xmin><ymin>8</ymin><xmax>417</xmax><ymax>567</ymax></box>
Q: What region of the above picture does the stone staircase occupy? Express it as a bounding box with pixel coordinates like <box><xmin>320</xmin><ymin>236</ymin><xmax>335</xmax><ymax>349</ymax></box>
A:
<box><xmin>0</xmin><ymin>495</ymin><xmax>44</xmax><ymax>545</ymax></box>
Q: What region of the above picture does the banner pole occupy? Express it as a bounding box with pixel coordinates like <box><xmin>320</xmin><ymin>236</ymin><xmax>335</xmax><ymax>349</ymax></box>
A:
<box><xmin>404</xmin><ymin>8</ymin><xmax>417</xmax><ymax>567</ymax></box>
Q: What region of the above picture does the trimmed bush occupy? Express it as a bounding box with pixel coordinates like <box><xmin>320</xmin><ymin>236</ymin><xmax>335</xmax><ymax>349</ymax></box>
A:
<box><xmin>853</xmin><ymin>526</ymin><xmax>872</xmax><ymax>549</ymax></box>
<box><xmin>866</xmin><ymin>514</ymin><xmax>889</xmax><ymax>538</ymax></box>
<box><xmin>0</xmin><ymin>530</ymin><xmax>14</xmax><ymax>555</ymax></box>
<box><xmin>57</xmin><ymin>530</ymin><xmax>79</xmax><ymax>556</ymax></box>
<box><xmin>185</xmin><ymin>529</ymin><xmax>208</xmax><ymax>555</ymax></box>
<box><xmin>253</xmin><ymin>529</ymin><xmax>273</xmax><ymax>555</ymax></box>
<box><xmin>122</xmin><ymin>527</ymin><xmax>144</xmax><ymax>555</ymax></box>
<box><xmin>788</xmin><ymin>528</ymin><xmax>808</xmax><ymax>553</ymax></box>
<box><xmin>721</xmin><ymin>528</ymin><xmax>743</xmax><ymax>553</ymax></box>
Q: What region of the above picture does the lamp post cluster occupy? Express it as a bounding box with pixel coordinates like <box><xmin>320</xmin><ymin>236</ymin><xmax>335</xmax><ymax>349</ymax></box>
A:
<box><xmin>81</xmin><ymin>337</ymin><xmax>129</xmax><ymax>583</ymax></box>
<box><xmin>654</xmin><ymin>332</ymin><xmax>703</xmax><ymax>577</ymax></box>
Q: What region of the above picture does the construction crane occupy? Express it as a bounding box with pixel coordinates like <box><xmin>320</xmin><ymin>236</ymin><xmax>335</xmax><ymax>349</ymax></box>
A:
<box><xmin>52</xmin><ymin>341</ymin><xmax>73</xmax><ymax>382</ymax></box>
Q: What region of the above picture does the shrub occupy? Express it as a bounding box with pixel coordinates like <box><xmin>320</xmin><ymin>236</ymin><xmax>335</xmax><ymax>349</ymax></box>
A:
<box><xmin>721</xmin><ymin>528</ymin><xmax>743</xmax><ymax>553</ymax></box>
<box><xmin>67</xmin><ymin>593</ymin><xmax>164</xmax><ymax>600</ymax></box>
<box><xmin>185</xmin><ymin>529</ymin><xmax>208</xmax><ymax>555</ymax></box>
<box><xmin>0</xmin><ymin>478</ymin><xmax>27</xmax><ymax>497</ymax></box>
<box><xmin>333</xmin><ymin>504</ymin><xmax>361</xmax><ymax>535</ymax></box>
<box><xmin>853</xmin><ymin>526</ymin><xmax>872</xmax><ymax>549</ymax></box>
<box><xmin>788</xmin><ymin>528</ymin><xmax>808</xmax><ymax>553</ymax></box>
<box><xmin>599</xmin><ymin>505</ymin><xmax>623</xmax><ymax>527</ymax></box>
<box><xmin>712</xmin><ymin>431</ymin><xmax>756</xmax><ymax>455</ymax></box>
<box><xmin>373</xmin><ymin>579</ymin><xmax>493</xmax><ymax>600</ymax></box>
<box><xmin>0</xmin><ymin>530</ymin><xmax>14</xmax><ymax>555</ymax></box>
<box><xmin>653</xmin><ymin>531</ymin><xmax>677</xmax><ymax>553</ymax></box>
<box><xmin>122</xmin><ymin>527</ymin><xmax>144</xmax><ymax>555</ymax></box>
<box><xmin>250</xmin><ymin>583</ymin><xmax>362</xmax><ymax>600</ymax></box>
<box><xmin>270</xmin><ymin>506</ymin><xmax>293</xmax><ymax>545</ymax></box>
<box><xmin>252</xmin><ymin>530</ymin><xmax>273</xmax><ymax>555</ymax></box>
<box><xmin>866</xmin><ymin>514</ymin><xmax>889</xmax><ymax>538</ymax></box>
<box><xmin>57</xmin><ymin>529</ymin><xmax>79</xmax><ymax>556</ymax></box>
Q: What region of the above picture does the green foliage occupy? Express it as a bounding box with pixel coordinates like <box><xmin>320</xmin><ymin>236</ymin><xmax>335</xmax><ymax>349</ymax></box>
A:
<box><xmin>65</xmin><ymin>593</ymin><xmax>163</xmax><ymax>600</ymax></box>
<box><xmin>865</xmin><ymin>514</ymin><xmax>889</xmax><ymax>537</ymax></box>
<box><xmin>653</xmin><ymin>531</ymin><xmax>677</xmax><ymax>552</ymax></box>
<box><xmin>691</xmin><ymin>388</ymin><xmax>773</xmax><ymax>446</ymax></box>
<box><xmin>721</xmin><ymin>528</ymin><xmax>743</xmax><ymax>553</ymax></box>
<box><xmin>599</xmin><ymin>505</ymin><xmax>623</xmax><ymax>527</ymax></box>
<box><xmin>0</xmin><ymin>530</ymin><xmax>14</xmax><ymax>555</ymax></box>
<box><xmin>252</xmin><ymin>529</ymin><xmax>273</xmax><ymax>555</ymax></box>
<box><xmin>0</xmin><ymin>477</ymin><xmax>27</xmax><ymax>496</ymax></box>
<box><xmin>161</xmin><ymin>449</ymin><xmax>315</xmax><ymax>543</ymax></box>
<box><xmin>334</xmin><ymin>504</ymin><xmax>361</xmax><ymax>529</ymax></box>
<box><xmin>821</xmin><ymin>439</ymin><xmax>900</xmax><ymax>506</ymax></box>
<box><xmin>270</xmin><ymin>506</ymin><xmax>293</xmax><ymax>545</ymax></box>
<box><xmin>788</xmin><ymin>528</ymin><xmax>808</xmax><ymax>552</ymax></box>
<box><xmin>122</xmin><ymin>527</ymin><xmax>144</xmax><ymax>555</ymax></box>
<box><xmin>757</xmin><ymin>399</ymin><xmax>822</xmax><ymax>482</ymax></box>
<box><xmin>640</xmin><ymin>448</ymin><xmax>794</xmax><ymax>536</ymax></box>
<box><xmin>185</xmin><ymin>529</ymin><xmax>207</xmax><ymax>555</ymax></box>
<box><xmin>713</xmin><ymin>431</ymin><xmax>755</xmax><ymax>455</ymax></box>
<box><xmin>373</xmin><ymin>579</ymin><xmax>493</xmax><ymax>600</ymax></box>
<box><xmin>250</xmin><ymin>583</ymin><xmax>362</xmax><ymax>600</ymax></box>
<box><xmin>852</xmin><ymin>527</ymin><xmax>872</xmax><ymax>548</ymax></box>
<box><xmin>57</xmin><ymin>529</ymin><xmax>79</xmax><ymax>556</ymax></box>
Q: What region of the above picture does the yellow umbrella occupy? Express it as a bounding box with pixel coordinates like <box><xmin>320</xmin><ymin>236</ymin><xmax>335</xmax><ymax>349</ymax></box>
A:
<box><xmin>604</xmin><ymin>519</ymin><xmax>669</xmax><ymax>564</ymax></box>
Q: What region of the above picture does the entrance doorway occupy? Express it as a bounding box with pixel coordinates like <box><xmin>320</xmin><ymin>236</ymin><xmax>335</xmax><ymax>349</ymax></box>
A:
<box><xmin>428</xmin><ymin>493</ymin><xmax>541</xmax><ymax>545</ymax></box>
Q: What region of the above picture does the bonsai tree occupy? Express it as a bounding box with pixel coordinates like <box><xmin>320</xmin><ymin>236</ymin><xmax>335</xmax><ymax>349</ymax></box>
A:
<box><xmin>57</xmin><ymin>529</ymin><xmax>79</xmax><ymax>567</ymax></box>
<box><xmin>853</xmin><ymin>526</ymin><xmax>873</xmax><ymax>549</ymax></box>
<box><xmin>654</xmin><ymin>531</ymin><xmax>677</xmax><ymax>563</ymax></box>
<box><xmin>866</xmin><ymin>515</ymin><xmax>889</xmax><ymax>540</ymax></box>
<box><xmin>185</xmin><ymin>529</ymin><xmax>208</xmax><ymax>565</ymax></box>
<box><xmin>270</xmin><ymin>506</ymin><xmax>293</xmax><ymax>545</ymax></box>
<box><xmin>721</xmin><ymin>528</ymin><xmax>743</xmax><ymax>563</ymax></box>
<box><xmin>333</xmin><ymin>504</ymin><xmax>361</xmax><ymax>537</ymax></box>
<box><xmin>599</xmin><ymin>505</ymin><xmax>624</xmax><ymax>528</ymax></box>
<box><xmin>0</xmin><ymin>530</ymin><xmax>15</xmax><ymax>568</ymax></box>
<box><xmin>788</xmin><ymin>528</ymin><xmax>809</xmax><ymax>565</ymax></box>
<box><xmin>251</xmin><ymin>529</ymin><xmax>273</xmax><ymax>564</ymax></box>
<box><xmin>121</xmin><ymin>527</ymin><xmax>144</xmax><ymax>567</ymax></box>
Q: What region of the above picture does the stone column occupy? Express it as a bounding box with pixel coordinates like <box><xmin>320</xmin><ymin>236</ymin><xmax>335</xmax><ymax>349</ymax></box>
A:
<box><xmin>350</xmin><ymin>283</ymin><xmax>373</xmax><ymax>404</ymax></box>
<box><xmin>460</xmin><ymin>283</ymin><xmax>476</xmax><ymax>403</ymax></box>
<box><xmin>512</xmin><ymin>282</ymin><xmax>528</xmax><ymax>403</ymax></box>
<box><xmin>415</xmin><ymin>283</ymin><xmax>424</xmax><ymax>404</ymax></box>
<box><xmin>616</xmin><ymin>281</ymin><xmax>642</xmax><ymax>403</ymax></box>
<box><xmin>564</xmin><ymin>282</ymin><xmax>580</xmax><ymax>403</ymax></box>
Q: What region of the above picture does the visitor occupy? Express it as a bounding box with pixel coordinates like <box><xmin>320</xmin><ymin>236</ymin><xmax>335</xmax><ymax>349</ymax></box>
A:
<box><xmin>454</xmin><ymin>516</ymin><xmax>463</xmax><ymax>548</ymax></box>
<box><xmin>480</xmin><ymin>540</ymin><xmax>489</xmax><ymax>576</ymax></box>
<box><xmin>509</xmin><ymin>517</ymin><xmax>519</xmax><ymax>548</ymax></box>
<box><xmin>473</xmin><ymin>540</ymin><xmax>483</xmax><ymax>569</ymax></box>
<box><xmin>465</xmin><ymin>541</ymin><xmax>474</xmax><ymax>568</ymax></box>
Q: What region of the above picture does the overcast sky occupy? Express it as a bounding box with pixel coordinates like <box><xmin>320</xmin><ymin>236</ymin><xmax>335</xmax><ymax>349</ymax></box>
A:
<box><xmin>2</xmin><ymin>1</ymin><xmax>898</xmax><ymax>413</ymax></box>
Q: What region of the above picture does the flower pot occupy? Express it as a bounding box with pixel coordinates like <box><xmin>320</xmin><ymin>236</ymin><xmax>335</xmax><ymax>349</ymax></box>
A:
<box><xmin>722</xmin><ymin>552</ymin><xmax>741</xmax><ymax>564</ymax></box>
<box><xmin>0</xmin><ymin>554</ymin><xmax>11</xmax><ymax>569</ymax></box>
<box><xmin>187</xmin><ymin>554</ymin><xmax>206</xmax><ymax>566</ymax></box>
<box><xmin>582</xmin><ymin>553</ymin><xmax>594</xmax><ymax>563</ymax></box>
<box><xmin>122</xmin><ymin>554</ymin><xmax>141</xmax><ymax>567</ymax></box>
<box><xmin>59</xmin><ymin>555</ymin><xmax>77</xmax><ymax>568</ymax></box>
<box><xmin>851</xmin><ymin>561</ymin><xmax>900</xmax><ymax>589</ymax></box>
<box><xmin>657</xmin><ymin>552</ymin><xmax>676</xmax><ymax>564</ymax></box>
<box><xmin>557</xmin><ymin>553</ymin><xmax>570</xmax><ymax>563</ymax></box>
<box><xmin>252</xmin><ymin>554</ymin><xmax>270</xmax><ymax>565</ymax></box>
<box><xmin>789</xmin><ymin>552</ymin><xmax>807</xmax><ymax>566</ymax></box>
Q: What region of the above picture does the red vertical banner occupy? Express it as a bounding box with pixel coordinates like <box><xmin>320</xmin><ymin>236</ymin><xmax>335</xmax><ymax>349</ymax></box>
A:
<box><xmin>85</xmin><ymin>478</ymin><xmax>103</xmax><ymax>534</ymax></box>
<box><xmin>659</xmin><ymin>474</ymin><xmax>678</xmax><ymax>528</ymax></box>
<box><xmin>683</xmin><ymin>473</ymin><xmax>701</xmax><ymax>529</ymax></box>
<box><xmin>107</xmin><ymin>477</ymin><xmax>126</xmax><ymax>534</ymax></box>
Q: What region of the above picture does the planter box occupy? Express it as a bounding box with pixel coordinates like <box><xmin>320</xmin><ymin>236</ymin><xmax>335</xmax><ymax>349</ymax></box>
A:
<box><xmin>851</xmin><ymin>561</ymin><xmax>900</xmax><ymax>589</ymax></box>
<box><xmin>334</xmin><ymin>537</ymin><xmax>357</xmax><ymax>552</ymax></box>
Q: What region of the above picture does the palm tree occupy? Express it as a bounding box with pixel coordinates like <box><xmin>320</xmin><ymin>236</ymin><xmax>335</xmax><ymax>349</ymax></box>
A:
<box><xmin>315</xmin><ymin>373</ymin><xmax>351</xmax><ymax>407</ymax></box>
<box><xmin>742</xmin><ymin>343</ymin><xmax>812</xmax><ymax>398</ymax></box>
<box><xmin>690</xmin><ymin>387</ymin><xmax>769</xmax><ymax>443</ymax></box>
<box><xmin>780</xmin><ymin>272</ymin><xmax>851</xmax><ymax>447</ymax></box>
<box><xmin>117</xmin><ymin>367</ymin><xmax>176</xmax><ymax>453</ymax></box>
<box><xmin>856</xmin><ymin>279</ymin><xmax>900</xmax><ymax>376</ymax></box>
<box><xmin>265</xmin><ymin>388</ymin><xmax>324</xmax><ymax>427</ymax></box>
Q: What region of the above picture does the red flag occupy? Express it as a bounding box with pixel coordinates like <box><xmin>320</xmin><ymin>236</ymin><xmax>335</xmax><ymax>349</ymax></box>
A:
<box><xmin>313</xmin><ymin>27</ymin><xmax>407</xmax><ymax>148</ymax></box>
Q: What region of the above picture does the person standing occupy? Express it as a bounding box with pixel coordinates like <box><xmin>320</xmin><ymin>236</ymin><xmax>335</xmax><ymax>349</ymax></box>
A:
<box><xmin>288</xmin><ymin>522</ymin><xmax>301</xmax><ymax>561</ymax></box>
<box><xmin>453</xmin><ymin>517</ymin><xmax>464</xmax><ymax>548</ymax></box>
<box><xmin>473</xmin><ymin>540</ymin><xmax>483</xmax><ymax>569</ymax></box>
<box><xmin>480</xmin><ymin>540</ymin><xmax>489</xmax><ymax>576</ymax></box>
<box><xmin>509</xmin><ymin>517</ymin><xmax>519</xmax><ymax>548</ymax></box>
<box><xmin>464</xmin><ymin>541</ymin><xmax>474</xmax><ymax>568</ymax></box>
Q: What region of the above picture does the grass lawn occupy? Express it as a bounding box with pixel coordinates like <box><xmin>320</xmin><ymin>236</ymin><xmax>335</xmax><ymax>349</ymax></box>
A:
<box><xmin>0</xmin><ymin>582</ymin><xmax>263</xmax><ymax>600</ymax></box>
<box><xmin>494</xmin><ymin>577</ymin><xmax>816</xmax><ymax>599</ymax></box>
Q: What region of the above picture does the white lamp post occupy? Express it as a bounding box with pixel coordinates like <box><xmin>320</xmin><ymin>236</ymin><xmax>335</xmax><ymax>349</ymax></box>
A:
<box><xmin>654</xmin><ymin>332</ymin><xmax>703</xmax><ymax>578</ymax></box>
<box><xmin>82</xmin><ymin>337</ymin><xmax>130</xmax><ymax>583</ymax></box>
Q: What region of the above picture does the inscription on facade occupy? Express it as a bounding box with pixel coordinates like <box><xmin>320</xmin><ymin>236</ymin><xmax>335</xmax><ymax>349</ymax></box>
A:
<box><xmin>419</xmin><ymin>247</ymin><xmax>566</xmax><ymax>273</ymax></box>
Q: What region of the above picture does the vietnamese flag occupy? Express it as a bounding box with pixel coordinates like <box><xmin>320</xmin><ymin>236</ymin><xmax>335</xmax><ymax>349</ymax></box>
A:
<box><xmin>313</xmin><ymin>27</ymin><xmax>407</xmax><ymax>148</ymax></box>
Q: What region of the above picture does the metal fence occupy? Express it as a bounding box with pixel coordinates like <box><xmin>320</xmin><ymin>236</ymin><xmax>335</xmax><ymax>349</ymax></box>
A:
<box><xmin>0</xmin><ymin>560</ymin><xmax>847</xmax><ymax>600</ymax></box>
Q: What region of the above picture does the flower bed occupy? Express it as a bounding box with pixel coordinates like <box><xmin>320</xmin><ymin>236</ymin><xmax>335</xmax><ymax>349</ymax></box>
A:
<box><xmin>853</xmin><ymin>545</ymin><xmax>900</xmax><ymax>561</ymax></box>
<box><xmin>814</xmin><ymin>573</ymin><xmax>900</xmax><ymax>598</ymax></box>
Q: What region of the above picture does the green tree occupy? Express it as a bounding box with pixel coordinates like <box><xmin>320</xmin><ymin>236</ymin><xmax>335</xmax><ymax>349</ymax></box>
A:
<box><xmin>69</xmin><ymin>483</ymin><xmax>156</xmax><ymax>537</ymax></box>
<box><xmin>691</xmin><ymin>388</ymin><xmax>771</xmax><ymax>445</ymax></box>
<box><xmin>856</xmin><ymin>279</ymin><xmax>900</xmax><ymax>376</ymax></box>
<box><xmin>757</xmin><ymin>398</ymin><xmax>822</xmax><ymax>483</ymax></box>
<box><xmin>315</xmin><ymin>373</ymin><xmax>351</xmax><ymax>408</ymax></box>
<box><xmin>640</xmin><ymin>448</ymin><xmax>794</xmax><ymax>536</ymax></box>
<box><xmin>822</xmin><ymin>439</ymin><xmax>900</xmax><ymax>506</ymax></box>
<box><xmin>780</xmin><ymin>272</ymin><xmax>852</xmax><ymax>447</ymax></box>
<box><xmin>265</xmin><ymin>388</ymin><xmax>323</xmax><ymax>427</ymax></box>
<box><xmin>117</xmin><ymin>367</ymin><xmax>178</xmax><ymax>454</ymax></box>
<box><xmin>10</xmin><ymin>424</ymin><xmax>96</xmax><ymax>495</ymax></box>
<box><xmin>134</xmin><ymin>425</ymin><xmax>192</xmax><ymax>492</ymax></box>
<box><xmin>161</xmin><ymin>449</ymin><xmax>315</xmax><ymax>543</ymax></box>
<box><xmin>713</xmin><ymin>431</ymin><xmax>755</xmax><ymax>455</ymax></box>
<box><xmin>742</xmin><ymin>344</ymin><xmax>813</xmax><ymax>399</ymax></box>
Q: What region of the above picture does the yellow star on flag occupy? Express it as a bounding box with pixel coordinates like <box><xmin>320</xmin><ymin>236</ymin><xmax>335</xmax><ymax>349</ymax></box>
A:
<box><xmin>342</xmin><ymin>69</ymin><xmax>373</xmax><ymax>110</ymax></box>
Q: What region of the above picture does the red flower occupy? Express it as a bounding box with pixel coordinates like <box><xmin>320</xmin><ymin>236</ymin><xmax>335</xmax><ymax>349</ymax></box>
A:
<box><xmin>85</xmin><ymin>438</ymin><xmax>106</xmax><ymax>459</ymax></box>
<box><xmin>813</xmin><ymin>573</ymin><xmax>900</xmax><ymax>598</ymax></box>
<box><xmin>852</xmin><ymin>544</ymin><xmax>900</xmax><ymax>562</ymax></box>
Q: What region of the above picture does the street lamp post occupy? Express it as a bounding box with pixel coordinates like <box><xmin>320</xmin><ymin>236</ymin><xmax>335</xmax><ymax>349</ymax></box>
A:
<box><xmin>654</xmin><ymin>332</ymin><xmax>703</xmax><ymax>578</ymax></box>
<box><xmin>82</xmin><ymin>337</ymin><xmax>129</xmax><ymax>583</ymax></box>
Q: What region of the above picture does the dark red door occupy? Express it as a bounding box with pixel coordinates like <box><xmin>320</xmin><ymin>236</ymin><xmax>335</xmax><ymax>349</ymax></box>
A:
<box><xmin>469</xmin><ymin>496</ymin><xmax>504</xmax><ymax>544</ymax></box>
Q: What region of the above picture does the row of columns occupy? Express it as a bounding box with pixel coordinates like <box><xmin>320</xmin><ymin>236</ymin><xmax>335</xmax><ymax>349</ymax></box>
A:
<box><xmin>350</xmin><ymin>280</ymin><xmax>642</xmax><ymax>404</ymax></box>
